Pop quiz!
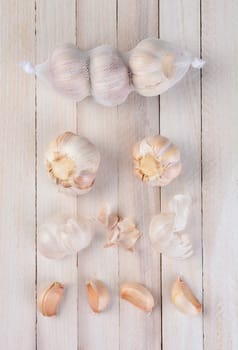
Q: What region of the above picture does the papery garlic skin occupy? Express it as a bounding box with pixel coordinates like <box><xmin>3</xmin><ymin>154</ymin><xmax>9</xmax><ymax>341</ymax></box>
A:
<box><xmin>22</xmin><ymin>39</ymin><xmax>204</xmax><ymax>106</ymax></box>
<box><xmin>90</xmin><ymin>46</ymin><xmax>131</xmax><ymax>106</ymax></box>
<box><xmin>45</xmin><ymin>131</ymin><xmax>100</xmax><ymax>195</ymax></box>
<box><xmin>105</xmin><ymin>217</ymin><xmax>141</xmax><ymax>251</ymax></box>
<box><xmin>133</xmin><ymin>135</ymin><xmax>181</xmax><ymax>186</ymax></box>
<box><xmin>129</xmin><ymin>38</ymin><xmax>196</xmax><ymax>96</ymax></box>
<box><xmin>98</xmin><ymin>204</ymin><xmax>141</xmax><ymax>251</ymax></box>
<box><xmin>38</xmin><ymin>215</ymin><xmax>94</xmax><ymax>259</ymax></box>
<box><xmin>86</xmin><ymin>279</ymin><xmax>110</xmax><ymax>313</ymax></box>
<box><xmin>38</xmin><ymin>282</ymin><xmax>64</xmax><ymax>317</ymax></box>
<box><xmin>172</xmin><ymin>277</ymin><xmax>202</xmax><ymax>316</ymax></box>
<box><xmin>149</xmin><ymin>194</ymin><xmax>193</xmax><ymax>259</ymax></box>
<box><xmin>168</xmin><ymin>194</ymin><xmax>192</xmax><ymax>232</ymax></box>
<box><xmin>120</xmin><ymin>282</ymin><xmax>155</xmax><ymax>312</ymax></box>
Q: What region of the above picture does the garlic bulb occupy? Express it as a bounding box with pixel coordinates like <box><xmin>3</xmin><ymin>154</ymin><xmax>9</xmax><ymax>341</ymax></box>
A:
<box><xmin>98</xmin><ymin>204</ymin><xmax>141</xmax><ymax>251</ymax></box>
<box><xmin>133</xmin><ymin>135</ymin><xmax>181</xmax><ymax>186</ymax></box>
<box><xmin>90</xmin><ymin>45</ymin><xmax>131</xmax><ymax>106</ymax></box>
<box><xmin>171</xmin><ymin>277</ymin><xmax>202</xmax><ymax>316</ymax></box>
<box><xmin>86</xmin><ymin>279</ymin><xmax>110</xmax><ymax>313</ymax></box>
<box><xmin>21</xmin><ymin>38</ymin><xmax>204</xmax><ymax>106</ymax></box>
<box><xmin>120</xmin><ymin>282</ymin><xmax>154</xmax><ymax>312</ymax></box>
<box><xmin>149</xmin><ymin>194</ymin><xmax>193</xmax><ymax>259</ymax></box>
<box><xmin>128</xmin><ymin>38</ymin><xmax>204</xmax><ymax>96</ymax></box>
<box><xmin>38</xmin><ymin>282</ymin><xmax>64</xmax><ymax>317</ymax></box>
<box><xmin>45</xmin><ymin>131</ymin><xmax>100</xmax><ymax>195</ymax></box>
<box><xmin>38</xmin><ymin>215</ymin><xmax>94</xmax><ymax>259</ymax></box>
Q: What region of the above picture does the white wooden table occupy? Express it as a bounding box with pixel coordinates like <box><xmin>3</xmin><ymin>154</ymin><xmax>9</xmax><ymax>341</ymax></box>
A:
<box><xmin>0</xmin><ymin>0</ymin><xmax>237</xmax><ymax>349</ymax></box>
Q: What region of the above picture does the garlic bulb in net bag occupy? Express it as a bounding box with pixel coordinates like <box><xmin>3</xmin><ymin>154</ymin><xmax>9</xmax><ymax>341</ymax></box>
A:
<box><xmin>128</xmin><ymin>38</ymin><xmax>204</xmax><ymax>96</ymax></box>
<box><xmin>21</xmin><ymin>38</ymin><xmax>204</xmax><ymax>106</ymax></box>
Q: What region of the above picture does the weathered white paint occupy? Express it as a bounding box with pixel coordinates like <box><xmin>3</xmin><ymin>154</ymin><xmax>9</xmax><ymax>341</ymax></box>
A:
<box><xmin>0</xmin><ymin>0</ymin><xmax>237</xmax><ymax>349</ymax></box>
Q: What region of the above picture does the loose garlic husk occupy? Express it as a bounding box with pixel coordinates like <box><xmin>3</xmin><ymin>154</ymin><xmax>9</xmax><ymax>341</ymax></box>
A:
<box><xmin>45</xmin><ymin>131</ymin><xmax>100</xmax><ymax>195</ymax></box>
<box><xmin>98</xmin><ymin>204</ymin><xmax>141</xmax><ymax>251</ymax></box>
<box><xmin>38</xmin><ymin>282</ymin><xmax>64</xmax><ymax>317</ymax></box>
<box><xmin>133</xmin><ymin>135</ymin><xmax>181</xmax><ymax>186</ymax></box>
<box><xmin>22</xmin><ymin>38</ymin><xmax>204</xmax><ymax>106</ymax></box>
<box><xmin>171</xmin><ymin>277</ymin><xmax>202</xmax><ymax>316</ymax></box>
<box><xmin>149</xmin><ymin>194</ymin><xmax>193</xmax><ymax>259</ymax></box>
<box><xmin>128</xmin><ymin>38</ymin><xmax>204</xmax><ymax>96</ymax></box>
<box><xmin>38</xmin><ymin>215</ymin><xmax>94</xmax><ymax>259</ymax></box>
<box><xmin>120</xmin><ymin>282</ymin><xmax>155</xmax><ymax>312</ymax></box>
<box><xmin>86</xmin><ymin>279</ymin><xmax>110</xmax><ymax>313</ymax></box>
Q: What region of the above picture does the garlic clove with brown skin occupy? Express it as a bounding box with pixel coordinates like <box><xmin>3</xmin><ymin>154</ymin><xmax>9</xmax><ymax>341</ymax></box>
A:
<box><xmin>133</xmin><ymin>135</ymin><xmax>181</xmax><ymax>187</ymax></box>
<box><xmin>171</xmin><ymin>277</ymin><xmax>202</xmax><ymax>316</ymax></box>
<box><xmin>45</xmin><ymin>131</ymin><xmax>100</xmax><ymax>195</ymax></box>
<box><xmin>120</xmin><ymin>282</ymin><xmax>155</xmax><ymax>312</ymax></box>
<box><xmin>38</xmin><ymin>282</ymin><xmax>64</xmax><ymax>317</ymax></box>
<box><xmin>86</xmin><ymin>280</ymin><xmax>110</xmax><ymax>313</ymax></box>
<box><xmin>38</xmin><ymin>215</ymin><xmax>94</xmax><ymax>259</ymax></box>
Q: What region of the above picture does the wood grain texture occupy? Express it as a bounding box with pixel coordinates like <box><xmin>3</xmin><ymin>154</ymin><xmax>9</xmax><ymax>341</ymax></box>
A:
<box><xmin>76</xmin><ymin>1</ymin><xmax>119</xmax><ymax>349</ymax></box>
<box><xmin>1</xmin><ymin>0</ymin><xmax>238</xmax><ymax>349</ymax></box>
<box><xmin>117</xmin><ymin>1</ymin><xmax>161</xmax><ymax>349</ymax></box>
<box><xmin>36</xmin><ymin>1</ymin><xmax>78</xmax><ymax>349</ymax></box>
<box><xmin>0</xmin><ymin>1</ymin><xmax>36</xmax><ymax>349</ymax></box>
<box><xmin>202</xmin><ymin>1</ymin><xmax>238</xmax><ymax>349</ymax></box>
<box><xmin>160</xmin><ymin>1</ymin><xmax>203</xmax><ymax>349</ymax></box>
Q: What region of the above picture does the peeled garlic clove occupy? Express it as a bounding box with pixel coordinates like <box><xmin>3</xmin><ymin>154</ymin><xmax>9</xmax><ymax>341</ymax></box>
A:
<box><xmin>168</xmin><ymin>194</ymin><xmax>192</xmax><ymax>232</ymax></box>
<box><xmin>45</xmin><ymin>131</ymin><xmax>100</xmax><ymax>195</ymax></box>
<box><xmin>172</xmin><ymin>277</ymin><xmax>202</xmax><ymax>316</ymax></box>
<box><xmin>105</xmin><ymin>217</ymin><xmax>141</xmax><ymax>251</ymax></box>
<box><xmin>86</xmin><ymin>279</ymin><xmax>110</xmax><ymax>313</ymax></box>
<box><xmin>133</xmin><ymin>135</ymin><xmax>181</xmax><ymax>187</ymax></box>
<box><xmin>38</xmin><ymin>215</ymin><xmax>94</xmax><ymax>259</ymax></box>
<box><xmin>120</xmin><ymin>282</ymin><xmax>154</xmax><ymax>312</ymax></box>
<box><xmin>38</xmin><ymin>282</ymin><xmax>64</xmax><ymax>317</ymax></box>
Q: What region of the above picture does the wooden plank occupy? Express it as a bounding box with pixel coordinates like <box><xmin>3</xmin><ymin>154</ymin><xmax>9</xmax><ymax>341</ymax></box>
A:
<box><xmin>159</xmin><ymin>1</ymin><xmax>203</xmax><ymax>349</ymax></box>
<box><xmin>0</xmin><ymin>1</ymin><xmax>36</xmax><ymax>349</ymax></box>
<box><xmin>36</xmin><ymin>1</ymin><xmax>78</xmax><ymax>349</ymax></box>
<box><xmin>202</xmin><ymin>1</ymin><xmax>238</xmax><ymax>349</ymax></box>
<box><xmin>117</xmin><ymin>1</ymin><xmax>161</xmax><ymax>349</ymax></box>
<box><xmin>76</xmin><ymin>1</ymin><xmax>119</xmax><ymax>349</ymax></box>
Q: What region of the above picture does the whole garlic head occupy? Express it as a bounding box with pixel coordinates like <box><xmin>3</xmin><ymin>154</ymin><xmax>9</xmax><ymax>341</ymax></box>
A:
<box><xmin>129</xmin><ymin>38</ymin><xmax>198</xmax><ymax>96</ymax></box>
<box><xmin>90</xmin><ymin>46</ymin><xmax>131</xmax><ymax>106</ymax></box>
<box><xmin>45</xmin><ymin>131</ymin><xmax>100</xmax><ymax>195</ymax></box>
<box><xmin>38</xmin><ymin>215</ymin><xmax>94</xmax><ymax>259</ymax></box>
<box><xmin>133</xmin><ymin>135</ymin><xmax>181</xmax><ymax>186</ymax></box>
<box><xmin>39</xmin><ymin>44</ymin><xmax>90</xmax><ymax>101</ymax></box>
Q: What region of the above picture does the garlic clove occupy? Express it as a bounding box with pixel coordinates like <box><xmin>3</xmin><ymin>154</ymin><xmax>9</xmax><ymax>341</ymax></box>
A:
<box><xmin>171</xmin><ymin>277</ymin><xmax>202</xmax><ymax>316</ymax></box>
<box><xmin>45</xmin><ymin>131</ymin><xmax>100</xmax><ymax>195</ymax></box>
<box><xmin>133</xmin><ymin>135</ymin><xmax>181</xmax><ymax>186</ymax></box>
<box><xmin>120</xmin><ymin>282</ymin><xmax>154</xmax><ymax>312</ymax></box>
<box><xmin>168</xmin><ymin>194</ymin><xmax>192</xmax><ymax>232</ymax></box>
<box><xmin>86</xmin><ymin>280</ymin><xmax>110</xmax><ymax>313</ymax></box>
<box><xmin>105</xmin><ymin>217</ymin><xmax>141</xmax><ymax>251</ymax></box>
<box><xmin>38</xmin><ymin>282</ymin><xmax>64</xmax><ymax>317</ymax></box>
